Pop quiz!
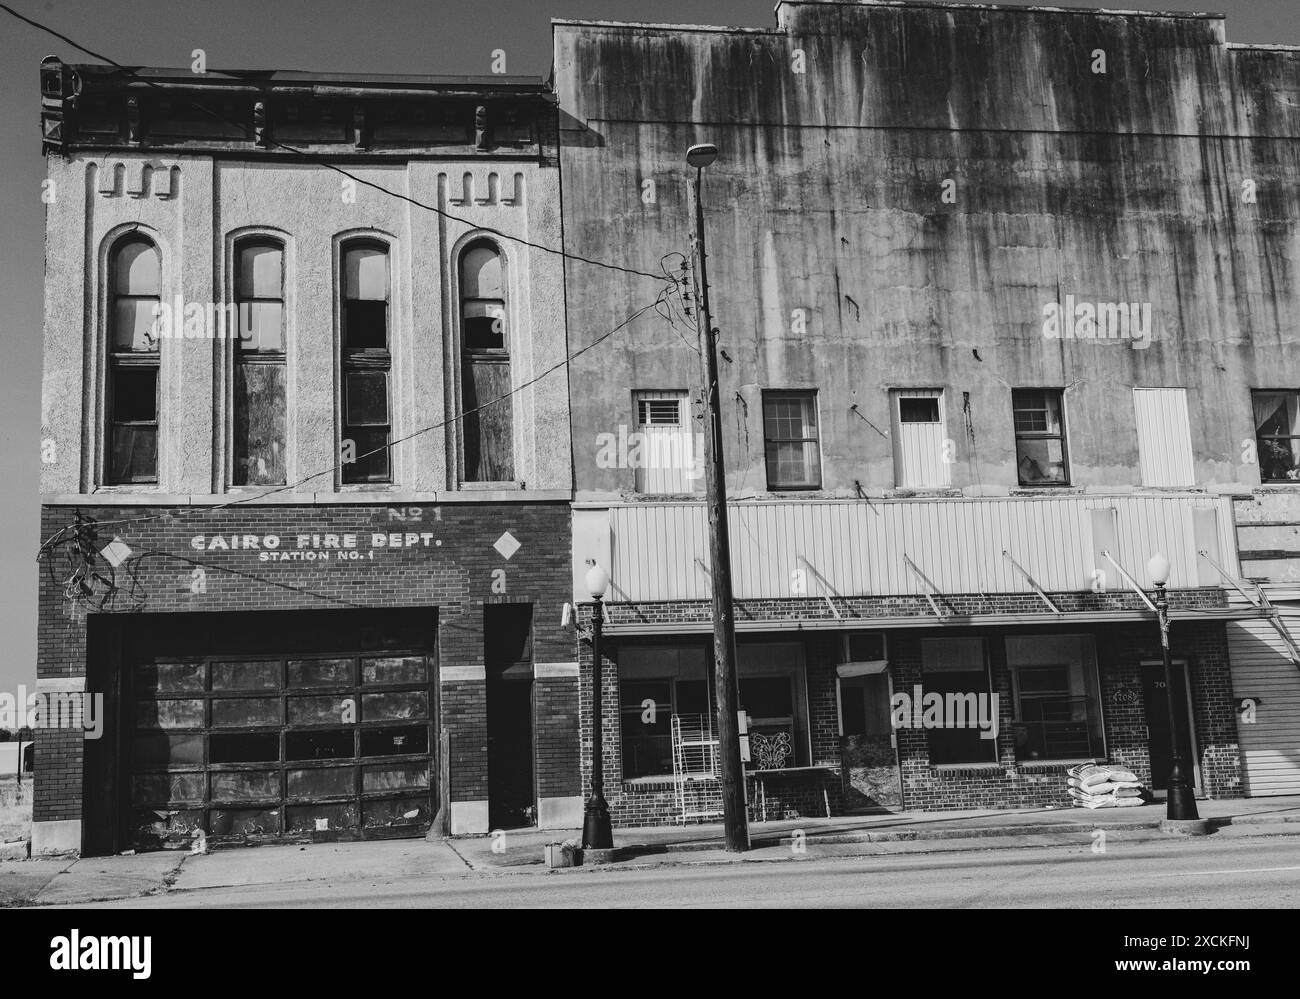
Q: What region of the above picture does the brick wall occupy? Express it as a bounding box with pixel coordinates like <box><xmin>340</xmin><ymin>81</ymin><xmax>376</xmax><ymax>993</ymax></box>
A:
<box><xmin>574</xmin><ymin>600</ymin><xmax>1243</xmax><ymax>826</ymax></box>
<box><xmin>35</xmin><ymin>501</ymin><xmax>573</xmax><ymax>834</ymax></box>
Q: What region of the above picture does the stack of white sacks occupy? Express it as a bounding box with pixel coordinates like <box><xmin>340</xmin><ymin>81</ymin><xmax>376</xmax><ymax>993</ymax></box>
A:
<box><xmin>1066</xmin><ymin>763</ymin><xmax>1146</xmax><ymax>808</ymax></box>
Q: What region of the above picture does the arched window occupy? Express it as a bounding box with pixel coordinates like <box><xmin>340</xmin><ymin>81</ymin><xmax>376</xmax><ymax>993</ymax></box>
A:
<box><xmin>460</xmin><ymin>241</ymin><xmax>513</xmax><ymax>481</ymax></box>
<box><xmin>233</xmin><ymin>238</ymin><xmax>286</xmax><ymax>486</ymax></box>
<box><xmin>340</xmin><ymin>239</ymin><xmax>391</xmax><ymax>483</ymax></box>
<box><xmin>107</xmin><ymin>236</ymin><xmax>160</xmax><ymax>483</ymax></box>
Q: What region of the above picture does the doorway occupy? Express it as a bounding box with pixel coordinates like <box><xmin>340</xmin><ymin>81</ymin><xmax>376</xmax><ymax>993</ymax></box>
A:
<box><xmin>1139</xmin><ymin>659</ymin><xmax>1200</xmax><ymax>791</ymax></box>
<box><xmin>838</xmin><ymin>667</ymin><xmax>903</xmax><ymax>810</ymax></box>
<box><xmin>486</xmin><ymin>604</ymin><xmax>536</xmax><ymax>828</ymax></box>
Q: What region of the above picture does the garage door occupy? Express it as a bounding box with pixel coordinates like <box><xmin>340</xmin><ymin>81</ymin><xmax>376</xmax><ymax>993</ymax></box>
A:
<box><xmin>1227</xmin><ymin>616</ymin><xmax>1300</xmax><ymax>796</ymax></box>
<box><xmin>130</xmin><ymin>652</ymin><xmax>436</xmax><ymax>849</ymax></box>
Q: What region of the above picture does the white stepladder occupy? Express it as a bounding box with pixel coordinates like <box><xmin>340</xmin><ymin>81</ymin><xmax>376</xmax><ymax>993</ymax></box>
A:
<box><xmin>671</xmin><ymin>713</ymin><xmax>724</xmax><ymax>824</ymax></box>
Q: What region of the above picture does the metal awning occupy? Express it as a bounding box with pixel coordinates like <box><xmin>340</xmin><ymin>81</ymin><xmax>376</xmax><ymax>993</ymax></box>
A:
<box><xmin>602</xmin><ymin>604</ymin><xmax>1272</xmax><ymax>637</ymax></box>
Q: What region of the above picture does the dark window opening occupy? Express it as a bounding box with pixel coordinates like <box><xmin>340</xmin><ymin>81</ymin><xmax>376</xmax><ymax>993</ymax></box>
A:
<box><xmin>460</xmin><ymin>241</ymin><xmax>514</xmax><ymax>481</ymax></box>
<box><xmin>233</xmin><ymin>239</ymin><xmax>286</xmax><ymax>486</ymax></box>
<box><xmin>762</xmin><ymin>391</ymin><xmax>821</xmax><ymax>490</ymax></box>
<box><xmin>340</xmin><ymin>241</ymin><xmax>391</xmax><ymax>484</ymax></box>
<box><xmin>107</xmin><ymin>236</ymin><xmax>160</xmax><ymax>484</ymax></box>
<box><xmin>1254</xmin><ymin>390</ymin><xmax>1300</xmax><ymax>483</ymax></box>
<box><xmin>899</xmin><ymin>397</ymin><xmax>940</xmax><ymax>423</ymax></box>
<box><xmin>1013</xmin><ymin>388</ymin><xmax>1069</xmax><ymax>486</ymax></box>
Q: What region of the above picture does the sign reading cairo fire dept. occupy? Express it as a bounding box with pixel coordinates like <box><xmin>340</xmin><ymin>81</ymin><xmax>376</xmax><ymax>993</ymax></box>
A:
<box><xmin>189</xmin><ymin>532</ymin><xmax>444</xmax><ymax>562</ymax></box>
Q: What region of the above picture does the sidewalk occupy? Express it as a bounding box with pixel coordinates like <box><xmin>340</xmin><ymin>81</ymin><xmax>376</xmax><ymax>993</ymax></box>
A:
<box><xmin>449</xmin><ymin>794</ymin><xmax>1300</xmax><ymax>870</ymax></box>
<box><xmin>4</xmin><ymin>795</ymin><xmax>1298</xmax><ymax>906</ymax></box>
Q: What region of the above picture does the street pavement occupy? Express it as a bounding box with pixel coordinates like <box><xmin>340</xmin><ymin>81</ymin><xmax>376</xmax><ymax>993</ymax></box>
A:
<box><xmin>4</xmin><ymin>795</ymin><xmax>1299</xmax><ymax>908</ymax></box>
<box><xmin>27</xmin><ymin>835</ymin><xmax>1300</xmax><ymax>908</ymax></box>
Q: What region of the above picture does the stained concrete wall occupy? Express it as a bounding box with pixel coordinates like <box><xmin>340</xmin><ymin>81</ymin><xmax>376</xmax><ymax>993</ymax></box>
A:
<box><xmin>40</xmin><ymin>152</ymin><xmax>570</xmax><ymax>497</ymax></box>
<box><xmin>554</xmin><ymin>2</ymin><xmax>1300</xmax><ymax>502</ymax></box>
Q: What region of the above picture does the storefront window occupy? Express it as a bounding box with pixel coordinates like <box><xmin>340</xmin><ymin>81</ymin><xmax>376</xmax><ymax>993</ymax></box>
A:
<box><xmin>1006</xmin><ymin>635</ymin><xmax>1105</xmax><ymax>761</ymax></box>
<box><xmin>921</xmin><ymin>637</ymin><xmax>997</xmax><ymax>765</ymax></box>
<box><xmin>618</xmin><ymin>640</ymin><xmax>809</xmax><ymax>779</ymax></box>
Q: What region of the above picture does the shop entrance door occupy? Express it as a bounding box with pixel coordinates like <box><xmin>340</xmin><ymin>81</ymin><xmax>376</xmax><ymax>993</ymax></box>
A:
<box><xmin>1139</xmin><ymin>659</ymin><xmax>1200</xmax><ymax>791</ymax></box>
<box><xmin>838</xmin><ymin>668</ymin><xmax>903</xmax><ymax>810</ymax></box>
<box><xmin>486</xmin><ymin>604</ymin><xmax>537</xmax><ymax>828</ymax></box>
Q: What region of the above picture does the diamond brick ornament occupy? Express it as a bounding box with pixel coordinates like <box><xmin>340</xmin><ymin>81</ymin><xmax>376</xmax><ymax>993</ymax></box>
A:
<box><xmin>493</xmin><ymin>531</ymin><xmax>521</xmax><ymax>560</ymax></box>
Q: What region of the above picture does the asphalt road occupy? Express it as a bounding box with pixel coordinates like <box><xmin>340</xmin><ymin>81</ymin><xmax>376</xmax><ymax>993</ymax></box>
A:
<box><xmin>53</xmin><ymin>834</ymin><xmax>1300</xmax><ymax>909</ymax></box>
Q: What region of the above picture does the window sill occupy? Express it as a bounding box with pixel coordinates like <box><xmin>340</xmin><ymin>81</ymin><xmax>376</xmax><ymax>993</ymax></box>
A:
<box><xmin>1013</xmin><ymin>759</ymin><xmax>1100</xmax><ymax>773</ymax></box>
<box><xmin>458</xmin><ymin>481</ymin><xmax>523</xmax><ymax>491</ymax></box>
<box><xmin>931</xmin><ymin>763</ymin><xmax>1003</xmax><ymax>772</ymax></box>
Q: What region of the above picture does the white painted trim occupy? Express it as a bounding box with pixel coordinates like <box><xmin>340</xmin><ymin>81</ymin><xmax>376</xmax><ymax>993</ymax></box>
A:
<box><xmin>440</xmin><ymin>665</ymin><xmax>486</xmax><ymax>683</ymax></box>
<box><xmin>32</xmin><ymin>819</ymin><xmax>81</xmax><ymax>856</ymax></box>
<box><xmin>450</xmin><ymin>799</ymin><xmax>489</xmax><ymax>835</ymax></box>
<box><xmin>537</xmin><ymin>795</ymin><xmax>583</xmax><ymax>829</ymax></box>
<box><xmin>36</xmin><ymin>677</ymin><xmax>86</xmax><ymax>692</ymax></box>
<box><xmin>535</xmin><ymin>661</ymin><xmax>578</xmax><ymax>679</ymax></box>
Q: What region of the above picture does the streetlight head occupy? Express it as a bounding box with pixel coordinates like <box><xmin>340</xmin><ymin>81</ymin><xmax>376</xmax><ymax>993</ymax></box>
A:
<box><xmin>686</xmin><ymin>143</ymin><xmax>718</xmax><ymax>169</ymax></box>
<box><xmin>585</xmin><ymin>562</ymin><xmax>610</xmax><ymax>600</ymax></box>
<box><xmin>1147</xmin><ymin>553</ymin><xmax>1171</xmax><ymax>587</ymax></box>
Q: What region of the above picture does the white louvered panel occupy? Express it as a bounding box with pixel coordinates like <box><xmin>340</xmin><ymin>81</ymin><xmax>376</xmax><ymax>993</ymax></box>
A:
<box><xmin>606</xmin><ymin>494</ymin><xmax>1239</xmax><ymax>603</ymax></box>
<box><xmin>1227</xmin><ymin>616</ymin><xmax>1300</xmax><ymax>795</ymax></box>
<box><xmin>1134</xmin><ymin>388</ymin><xmax>1195</xmax><ymax>487</ymax></box>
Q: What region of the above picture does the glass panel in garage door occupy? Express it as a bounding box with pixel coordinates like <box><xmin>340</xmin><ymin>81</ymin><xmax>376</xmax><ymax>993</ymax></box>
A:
<box><xmin>129</xmin><ymin>650</ymin><xmax>434</xmax><ymax>850</ymax></box>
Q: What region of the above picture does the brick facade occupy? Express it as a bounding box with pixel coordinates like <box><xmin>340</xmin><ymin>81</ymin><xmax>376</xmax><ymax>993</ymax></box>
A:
<box><xmin>574</xmin><ymin>600</ymin><xmax>1244</xmax><ymax>827</ymax></box>
<box><xmin>35</xmin><ymin>500</ymin><xmax>574</xmax><ymax>849</ymax></box>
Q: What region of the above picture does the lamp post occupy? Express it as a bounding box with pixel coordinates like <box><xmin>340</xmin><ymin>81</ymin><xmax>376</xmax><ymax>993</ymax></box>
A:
<box><xmin>687</xmin><ymin>142</ymin><xmax>749</xmax><ymax>852</ymax></box>
<box><xmin>582</xmin><ymin>562</ymin><xmax>614</xmax><ymax>850</ymax></box>
<box><xmin>1147</xmin><ymin>553</ymin><xmax>1200</xmax><ymax>821</ymax></box>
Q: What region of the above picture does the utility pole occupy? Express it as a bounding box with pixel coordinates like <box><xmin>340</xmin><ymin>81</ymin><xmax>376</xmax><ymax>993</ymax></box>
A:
<box><xmin>687</xmin><ymin>143</ymin><xmax>749</xmax><ymax>852</ymax></box>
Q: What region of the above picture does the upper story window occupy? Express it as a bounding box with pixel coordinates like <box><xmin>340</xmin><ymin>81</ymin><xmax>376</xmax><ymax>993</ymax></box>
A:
<box><xmin>633</xmin><ymin>389</ymin><xmax>696</xmax><ymax>494</ymax></box>
<box><xmin>459</xmin><ymin>240</ymin><xmax>514</xmax><ymax>482</ymax></box>
<box><xmin>340</xmin><ymin>240</ymin><xmax>391</xmax><ymax>484</ymax></box>
<box><xmin>232</xmin><ymin>239</ymin><xmax>286</xmax><ymax>486</ymax></box>
<box><xmin>1133</xmin><ymin>388</ymin><xmax>1194</xmax><ymax>487</ymax></box>
<box><xmin>762</xmin><ymin>390</ymin><xmax>821</xmax><ymax>490</ymax></box>
<box><xmin>891</xmin><ymin>388</ymin><xmax>949</xmax><ymax>489</ymax></box>
<box><xmin>1253</xmin><ymin>391</ymin><xmax>1300</xmax><ymax>483</ymax></box>
<box><xmin>1012</xmin><ymin>389</ymin><xmax>1069</xmax><ymax>486</ymax></box>
<box><xmin>107</xmin><ymin>236</ymin><xmax>161</xmax><ymax>484</ymax></box>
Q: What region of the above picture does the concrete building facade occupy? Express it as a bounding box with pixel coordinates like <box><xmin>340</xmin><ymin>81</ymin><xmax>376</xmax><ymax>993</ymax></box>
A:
<box><xmin>35</xmin><ymin>61</ymin><xmax>580</xmax><ymax>854</ymax></box>
<box><xmin>556</xmin><ymin>2</ymin><xmax>1300</xmax><ymax>825</ymax></box>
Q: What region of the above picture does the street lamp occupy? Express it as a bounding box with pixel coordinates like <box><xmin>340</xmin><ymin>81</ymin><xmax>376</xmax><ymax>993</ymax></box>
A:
<box><xmin>1147</xmin><ymin>553</ymin><xmax>1200</xmax><ymax>821</ymax></box>
<box><xmin>687</xmin><ymin>142</ymin><xmax>749</xmax><ymax>852</ymax></box>
<box><xmin>582</xmin><ymin>561</ymin><xmax>614</xmax><ymax>850</ymax></box>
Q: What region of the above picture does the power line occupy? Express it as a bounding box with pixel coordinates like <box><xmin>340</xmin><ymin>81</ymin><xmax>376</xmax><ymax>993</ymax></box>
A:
<box><xmin>37</xmin><ymin>289</ymin><xmax>673</xmax><ymax>543</ymax></box>
<box><xmin>1</xmin><ymin>1</ymin><xmax>664</xmax><ymax>282</ymax></box>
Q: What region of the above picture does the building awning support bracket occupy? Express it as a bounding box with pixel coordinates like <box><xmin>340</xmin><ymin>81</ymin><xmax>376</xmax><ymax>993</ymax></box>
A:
<box><xmin>1198</xmin><ymin>549</ymin><xmax>1300</xmax><ymax>668</ymax></box>
<box><xmin>904</xmin><ymin>554</ymin><xmax>948</xmax><ymax>622</ymax></box>
<box><xmin>1100</xmin><ymin>550</ymin><xmax>1160</xmax><ymax>615</ymax></box>
<box><xmin>798</xmin><ymin>555</ymin><xmax>843</xmax><ymax>619</ymax></box>
<box><xmin>1001</xmin><ymin>549</ymin><xmax>1061</xmax><ymax>615</ymax></box>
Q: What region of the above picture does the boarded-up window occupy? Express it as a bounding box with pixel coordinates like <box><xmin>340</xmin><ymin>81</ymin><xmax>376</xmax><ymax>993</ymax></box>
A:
<box><xmin>1133</xmin><ymin>388</ymin><xmax>1194</xmax><ymax>487</ymax></box>
<box><xmin>634</xmin><ymin>390</ymin><xmax>697</xmax><ymax>494</ymax></box>
<box><xmin>107</xmin><ymin>236</ymin><xmax>160</xmax><ymax>483</ymax></box>
<box><xmin>892</xmin><ymin>388</ymin><xmax>949</xmax><ymax>488</ymax></box>
<box><xmin>233</xmin><ymin>240</ymin><xmax>286</xmax><ymax>486</ymax></box>
<box><xmin>460</xmin><ymin>241</ymin><xmax>514</xmax><ymax>482</ymax></box>
<box><xmin>341</xmin><ymin>240</ymin><xmax>391</xmax><ymax>483</ymax></box>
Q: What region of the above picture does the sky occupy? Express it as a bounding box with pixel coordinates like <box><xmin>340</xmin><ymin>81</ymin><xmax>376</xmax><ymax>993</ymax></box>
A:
<box><xmin>0</xmin><ymin>0</ymin><xmax>1295</xmax><ymax>696</ymax></box>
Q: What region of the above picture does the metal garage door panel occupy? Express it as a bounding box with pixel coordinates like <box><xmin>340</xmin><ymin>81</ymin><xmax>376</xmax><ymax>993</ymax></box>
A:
<box><xmin>1228</xmin><ymin>619</ymin><xmax>1300</xmax><ymax>796</ymax></box>
<box><xmin>129</xmin><ymin>652</ymin><xmax>435</xmax><ymax>850</ymax></box>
